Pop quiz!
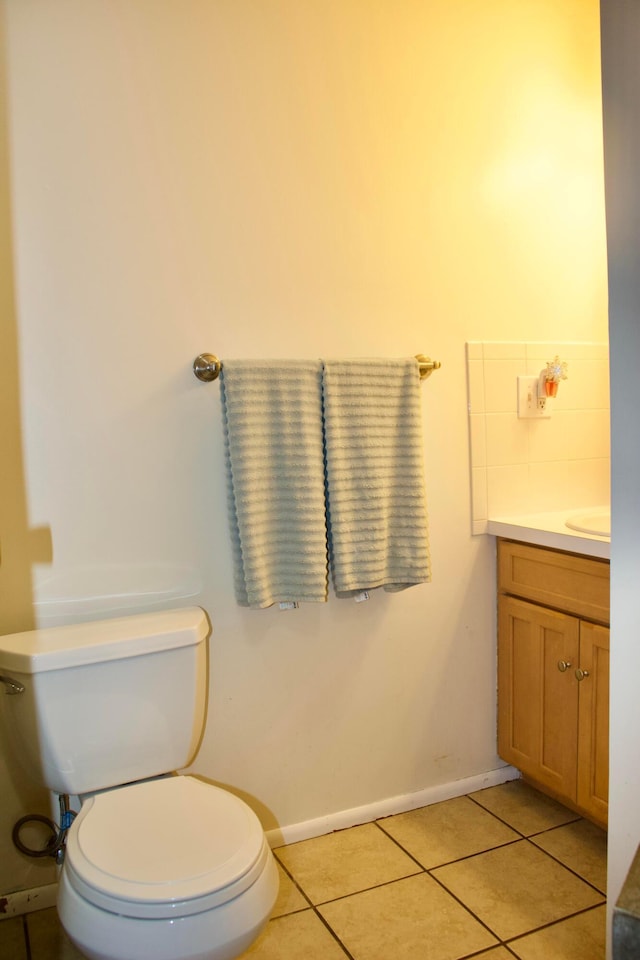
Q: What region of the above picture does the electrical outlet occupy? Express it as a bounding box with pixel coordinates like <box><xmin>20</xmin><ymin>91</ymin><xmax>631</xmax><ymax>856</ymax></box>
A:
<box><xmin>517</xmin><ymin>375</ymin><xmax>551</xmax><ymax>418</ymax></box>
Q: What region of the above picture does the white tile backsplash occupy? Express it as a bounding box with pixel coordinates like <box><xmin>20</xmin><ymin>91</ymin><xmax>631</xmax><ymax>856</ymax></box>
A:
<box><xmin>482</xmin><ymin>341</ymin><xmax>528</xmax><ymax>361</ymax></box>
<box><xmin>486</xmin><ymin>464</ymin><xmax>531</xmax><ymax>516</ymax></box>
<box><xmin>567</xmin><ymin>458</ymin><xmax>611</xmax><ymax>507</ymax></box>
<box><xmin>527</xmin><ymin>460</ymin><xmax>571</xmax><ymax>512</ymax></box>
<box><xmin>466</xmin><ymin>341</ymin><xmax>610</xmax><ymax>530</ymax></box>
<box><xmin>471</xmin><ymin>466</ymin><xmax>488</xmax><ymax>521</ymax></box>
<box><xmin>466</xmin><ymin>341</ymin><xmax>484</xmax><ymax>362</ymax></box>
<box><xmin>466</xmin><ymin>359</ymin><xmax>485</xmax><ymax>414</ymax></box>
<box><xmin>468</xmin><ymin>414</ymin><xmax>487</xmax><ymax>467</ymax></box>
<box><xmin>485</xmin><ymin>413</ymin><xmax>529</xmax><ymax>466</ymax></box>
<box><xmin>483</xmin><ymin>360</ymin><xmax>522</xmax><ymax>413</ymax></box>
<box><xmin>527</xmin><ymin>415</ymin><xmax>571</xmax><ymax>463</ymax></box>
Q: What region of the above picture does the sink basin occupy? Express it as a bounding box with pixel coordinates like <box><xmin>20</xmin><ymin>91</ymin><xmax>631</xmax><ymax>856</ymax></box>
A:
<box><xmin>565</xmin><ymin>508</ymin><xmax>611</xmax><ymax>538</ymax></box>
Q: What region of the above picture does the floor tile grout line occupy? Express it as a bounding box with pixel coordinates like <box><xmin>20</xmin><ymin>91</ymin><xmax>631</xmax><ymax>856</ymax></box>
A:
<box><xmin>428</xmin><ymin>836</ymin><xmax>525</xmax><ymax>871</ymax></box>
<box><xmin>500</xmin><ymin>945</ymin><xmax>521</xmax><ymax>959</ymax></box>
<box><xmin>526</xmin><ymin>817</ymin><xmax>596</xmax><ymax>840</ymax></box>
<box><xmin>431</xmin><ymin>862</ymin><xmax>607</xmax><ymax>953</ymax></box>
<box><xmin>523</xmin><ymin>836</ymin><xmax>608</xmax><ymax>896</ymax></box>
<box><xmin>425</xmin><ymin>868</ymin><xmax>507</xmax><ymax>946</ymax></box>
<box><xmin>383</xmin><ymin>828</ymin><xmax>531</xmax><ymax>875</ymax></box>
<box><xmin>504</xmin><ymin>901</ymin><xmax>607</xmax><ymax>947</ymax></box>
<box><xmin>272</xmin><ymin>847</ymin><xmax>406</xmax><ymax>956</ymax></box>
<box><xmin>270</xmin><ymin>833</ymin><xmax>606</xmax><ymax>957</ymax></box>
<box><xmin>261</xmin><ymin>902</ymin><xmax>356</xmax><ymax>960</ymax></box>
<box><xmin>271</xmin><ymin>792</ymin><xmax>607</xmax><ymax>959</ymax></box>
<box><xmin>271</xmin><ymin>852</ymin><xmax>316</xmax><ymax>910</ymax></box>
<box><xmin>8</xmin><ymin>784</ymin><xmax>607</xmax><ymax>960</ymax></box>
<box><xmin>465</xmin><ymin>794</ymin><xmax>532</xmax><ymax>839</ymax></box>
<box><xmin>313</xmin><ymin>906</ymin><xmax>358</xmax><ymax>960</ymax></box>
<box><xmin>456</xmin><ymin>943</ymin><xmax>520</xmax><ymax>960</ymax></box>
<box><xmin>268</xmin><ymin>905</ymin><xmax>314</xmax><ymax>921</ymax></box>
<box><xmin>274</xmin><ymin>813</ymin><xmax>605</xmax><ymax>916</ymax></box>
<box><xmin>375</xmin><ymin>815</ymin><xmax>529</xmax><ymax>873</ymax></box>
<box><xmin>466</xmin><ymin>793</ymin><xmax>607</xmax><ymax>895</ymax></box>
<box><xmin>443</xmin><ymin>946</ymin><xmax>504</xmax><ymax>960</ymax></box>
<box><xmin>309</xmin><ymin>870</ymin><xmax>425</xmax><ymax>908</ymax></box>
<box><xmin>466</xmin><ymin>791</ymin><xmax>582</xmax><ymax>839</ymax></box>
<box><xmin>373</xmin><ymin>818</ymin><xmax>432</xmax><ymax>870</ymax></box>
<box><xmin>465</xmin><ymin>793</ymin><xmax>524</xmax><ymax>836</ymax></box>
<box><xmin>22</xmin><ymin>914</ymin><xmax>31</xmax><ymax>960</ymax></box>
<box><xmin>428</xmin><ymin>842</ymin><xmax>606</xmax><ymax>948</ymax></box>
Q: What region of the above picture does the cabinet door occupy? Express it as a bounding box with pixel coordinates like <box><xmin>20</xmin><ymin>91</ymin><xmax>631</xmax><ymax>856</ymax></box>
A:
<box><xmin>498</xmin><ymin>596</ymin><xmax>580</xmax><ymax>798</ymax></box>
<box><xmin>577</xmin><ymin>622</ymin><xmax>609</xmax><ymax>824</ymax></box>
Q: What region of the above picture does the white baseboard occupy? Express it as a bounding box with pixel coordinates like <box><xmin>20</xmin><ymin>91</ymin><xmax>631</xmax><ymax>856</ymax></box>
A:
<box><xmin>0</xmin><ymin>882</ymin><xmax>58</xmax><ymax>919</ymax></box>
<box><xmin>265</xmin><ymin>765</ymin><xmax>520</xmax><ymax>848</ymax></box>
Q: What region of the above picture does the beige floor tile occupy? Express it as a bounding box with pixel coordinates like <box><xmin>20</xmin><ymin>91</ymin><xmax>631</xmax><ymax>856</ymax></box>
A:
<box><xmin>432</xmin><ymin>840</ymin><xmax>604</xmax><ymax>941</ymax></box>
<box><xmin>240</xmin><ymin>909</ymin><xmax>349</xmax><ymax>959</ymax></box>
<box><xmin>469</xmin><ymin>780</ymin><xmax>581</xmax><ymax>836</ymax></box>
<box><xmin>531</xmin><ymin>819</ymin><xmax>607</xmax><ymax>893</ymax></box>
<box><xmin>275</xmin><ymin>823</ymin><xmax>420</xmax><ymax>904</ymax></box>
<box><xmin>25</xmin><ymin>908</ymin><xmax>85</xmax><ymax>960</ymax></box>
<box><xmin>0</xmin><ymin>917</ymin><xmax>27</xmax><ymax>960</ymax></box>
<box><xmin>378</xmin><ymin>795</ymin><xmax>519</xmax><ymax>868</ymax></box>
<box><xmin>508</xmin><ymin>904</ymin><xmax>606</xmax><ymax>960</ymax></box>
<box><xmin>272</xmin><ymin>863</ymin><xmax>310</xmax><ymax>917</ymax></box>
<box><xmin>319</xmin><ymin>873</ymin><xmax>498</xmax><ymax>960</ymax></box>
<box><xmin>473</xmin><ymin>950</ymin><xmax>515</xmax><ymax>960</ymax></box>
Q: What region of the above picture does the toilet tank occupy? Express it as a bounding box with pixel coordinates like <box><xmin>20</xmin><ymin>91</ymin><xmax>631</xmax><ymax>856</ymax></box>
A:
<box><xmin>0</xmin><ymin>607</ymin><xmax>210</xmax><ymax>796</ymax></box>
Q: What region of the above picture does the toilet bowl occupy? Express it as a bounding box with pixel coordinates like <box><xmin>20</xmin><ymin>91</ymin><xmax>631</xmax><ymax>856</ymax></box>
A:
<box><xmin>58</xmin><ymin>777</ymin><xmax>279</xmax><ymax>960</ymax></box>
<box><xmin>0</xmin><ymin>607</ymin><xmax>279</xmax><ymax>960</ymax></box>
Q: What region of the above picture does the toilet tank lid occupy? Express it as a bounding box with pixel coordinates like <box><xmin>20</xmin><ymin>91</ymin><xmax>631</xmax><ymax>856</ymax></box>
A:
<box><xmin>0</xmin><ymin>607</ymin><xmax>210</xmax><ymax>674</ymax></box>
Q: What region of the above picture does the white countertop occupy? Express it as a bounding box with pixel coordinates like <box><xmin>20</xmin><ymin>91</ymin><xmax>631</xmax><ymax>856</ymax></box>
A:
<box><xmin>486</xmin><ymin>510</ymin><xmax>610</xmax><ymax>560</ymax></box>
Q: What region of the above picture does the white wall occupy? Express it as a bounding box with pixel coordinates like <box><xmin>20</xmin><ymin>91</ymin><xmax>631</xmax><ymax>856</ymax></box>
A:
<box><xmin>600</xmin><ymin>0</ymin><xmax>640</xmax><ymax>946</ymax></box>
<box><xmin>2</xmin><ymin>0</ymin><xmax>608</xmax><ymax>886</ymax></box>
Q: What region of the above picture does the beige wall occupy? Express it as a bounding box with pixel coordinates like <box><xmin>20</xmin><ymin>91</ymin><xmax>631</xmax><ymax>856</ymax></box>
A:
<box><xmin>0</xmin><ymin>7</ymin><xmax>56</xmax><ymax>894</ymax></box>
<box><xmin>1</xmin><ymin>0</ymin><xmax>608</xmax><ymax>892</ymax></box>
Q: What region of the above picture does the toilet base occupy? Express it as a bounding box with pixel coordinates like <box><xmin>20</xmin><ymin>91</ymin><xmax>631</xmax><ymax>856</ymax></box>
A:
<box><xmin>57</xmin><ymin>852</ymin><xmax>279</xmax><ymax>960</ymax></box>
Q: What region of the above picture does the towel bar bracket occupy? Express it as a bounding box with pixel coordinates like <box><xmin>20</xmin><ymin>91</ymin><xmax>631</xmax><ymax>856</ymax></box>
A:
<box><xmin>415</xmin><ymin>355</ymin><xmax>442</xmax><ymax>380</ymax></box>
<box><xmin>193</xmin><ymin>353</ymin><xmax>222</xmax><ymax>382</ymax></box>
<box><xmin>193</xmin><ymin>353</ymin><xmax>441</xmax><ymax>382</ymax></box>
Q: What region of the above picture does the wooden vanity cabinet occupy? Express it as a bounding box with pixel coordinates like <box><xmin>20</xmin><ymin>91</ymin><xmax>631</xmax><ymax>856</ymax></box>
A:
<box><xmin>497</xmin><ymin>539</ymin><xmax>610</xmax><ymax>827</ymax></box>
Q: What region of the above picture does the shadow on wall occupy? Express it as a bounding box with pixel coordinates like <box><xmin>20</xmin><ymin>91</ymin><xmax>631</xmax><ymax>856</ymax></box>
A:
<box><xmin>0</xmin><ymin>7</ymin><xmax>56</xmax><ymax>897</ymax></box>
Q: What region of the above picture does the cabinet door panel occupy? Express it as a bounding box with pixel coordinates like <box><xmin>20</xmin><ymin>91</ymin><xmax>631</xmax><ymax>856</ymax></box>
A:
<box><xmin>498</xmin><ymin>596</ymin><xmax>579</xmax><ymax>798</ymax></box>
<box><xmin>577</xmin><ymin>622</ymin><xmax>609</xmax><ymax>823</ymax></box>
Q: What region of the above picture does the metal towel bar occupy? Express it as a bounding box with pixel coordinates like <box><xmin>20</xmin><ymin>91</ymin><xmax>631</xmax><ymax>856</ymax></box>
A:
<box><xmin>193</xmin><ymin>353</ymin><xmax>441</xmax><ymax>383</ymax></box>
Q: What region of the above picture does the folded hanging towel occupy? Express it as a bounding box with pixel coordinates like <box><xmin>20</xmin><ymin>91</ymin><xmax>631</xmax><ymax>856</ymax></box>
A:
<box><xmin>322</xmin><ymin>358</ymin><xmax>431</xmax><ymax>597</ymax></box>
<box><xmin>221</xmin><ymin>359</ymin><xmax>328</xmax><ymax>609</ymax></box>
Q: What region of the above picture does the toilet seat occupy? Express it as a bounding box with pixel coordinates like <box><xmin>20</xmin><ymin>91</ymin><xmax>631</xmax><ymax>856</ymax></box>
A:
<box><xmin>64</xmin><ymin>775</ymin><xmax>269</xmax><ymax>920</ymax></box>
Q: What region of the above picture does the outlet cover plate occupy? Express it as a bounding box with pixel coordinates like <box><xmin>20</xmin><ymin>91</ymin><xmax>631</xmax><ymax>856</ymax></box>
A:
<box><xmin>517</xmin><ymin>375</ymin><xmax>551</xmax><ymax>418</ymax></box>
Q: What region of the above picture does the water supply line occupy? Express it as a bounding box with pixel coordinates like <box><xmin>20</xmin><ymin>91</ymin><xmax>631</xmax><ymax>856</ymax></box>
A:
<box><xmin>12</xmin><ymin>794</ymin><xmax>76</xmax><ymax>865</ymax></box>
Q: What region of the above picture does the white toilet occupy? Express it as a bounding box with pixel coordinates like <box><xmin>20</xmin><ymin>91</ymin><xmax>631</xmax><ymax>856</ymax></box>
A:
<box><xmin>0</xmin><ymin>607</ymin><xmax>279</xmax><ymax>960</ymax></box>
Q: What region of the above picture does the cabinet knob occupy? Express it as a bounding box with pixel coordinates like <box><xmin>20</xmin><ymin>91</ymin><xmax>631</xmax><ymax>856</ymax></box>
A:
<box><xmin>557</xmin><ymin>660</ymin><xmax>572</xmax><ymax>673</ymax></box>
<box><xmin>575</xmin><ymin>668</ymin><xmax>590</xmax><ymax>681</ymax></box>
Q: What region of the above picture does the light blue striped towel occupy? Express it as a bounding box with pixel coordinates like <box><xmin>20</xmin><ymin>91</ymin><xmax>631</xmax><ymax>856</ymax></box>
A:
<box><xmin>221</xmin><ymin>360</ymin><xmax>329</xmax><ymax>608</ymax></box>
<box><xmin>322</xmin><ymin>358</ymin><xmax>431</xmax><ymax>597</ymax></box>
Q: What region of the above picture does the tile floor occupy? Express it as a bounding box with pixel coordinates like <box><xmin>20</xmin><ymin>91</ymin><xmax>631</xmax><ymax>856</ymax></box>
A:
<box><xmin>0</xmin><ymin>780</ymin><xmax>607</xmax><ymax>960</ymax></box>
